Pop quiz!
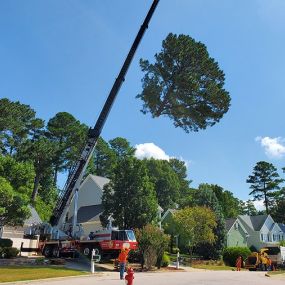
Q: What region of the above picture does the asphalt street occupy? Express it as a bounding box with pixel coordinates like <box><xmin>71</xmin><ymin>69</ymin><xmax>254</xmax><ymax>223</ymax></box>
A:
<box><xmin>3</xmin><ymin>271</ymin><xmax>285</xmax><ymax>285</ymax></box>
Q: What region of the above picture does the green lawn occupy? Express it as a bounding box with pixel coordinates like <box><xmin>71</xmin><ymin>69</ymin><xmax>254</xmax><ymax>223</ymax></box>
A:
<box><xmin>0</xmin><ymin>266</ymin><xmax>87</xmax><ymax>283</ymax></box>
<box><xmin>191</xmin><ymin>264</ymin><xmax>236</xmax><ymax>271</ymax></box>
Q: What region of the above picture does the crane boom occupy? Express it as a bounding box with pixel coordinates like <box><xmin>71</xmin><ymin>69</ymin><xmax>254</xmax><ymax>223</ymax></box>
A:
<box><xmin>51</xmin><ymin>0</ymin><xmax>160</xmax><ymax>227</ymax></box>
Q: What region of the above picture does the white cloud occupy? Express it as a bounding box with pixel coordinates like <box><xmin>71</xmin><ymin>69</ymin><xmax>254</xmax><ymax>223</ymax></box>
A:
<box><xmin>252</xmin><ymin>200</ymin><xmax>265</xmax><ymax>211</ymax></box>
<box><xmin>255</xmin><ymin>136</ymin><xmax>285</xmax><ymax>159</ymax></box>
<box><xmin>135</xmin><ymin>143</ymin><xmax>170</xmax><ymax>160</ymax></box>
<box><xmin>134</xmin><ymin>143</ymin><xmax>191</xmax><ymax>170</ymax></box>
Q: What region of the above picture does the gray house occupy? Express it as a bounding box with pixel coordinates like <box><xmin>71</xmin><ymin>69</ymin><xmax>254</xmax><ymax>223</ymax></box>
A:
<box><xmin>238</xmin><ymin>215</ymin><xmax>283</xmax><ymax>250</ymax></box>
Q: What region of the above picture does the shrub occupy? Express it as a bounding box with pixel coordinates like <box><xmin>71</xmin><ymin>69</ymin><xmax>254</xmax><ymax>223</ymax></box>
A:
<box><xmin>172</xmin><ymin>247</ymin><xmax>180</xmax><ymax>254</ymax></box>
<box><xmin>161</xmin><ymin>252</ymin><xmax>170</xmax><ymax>267</ymax></box>
<box><xmin>0</xmin><ymin>238</ymin><xmax>13</xmax><ymax>248</ymax></box>
<box><xmin>223</xmin><ymin>247</ymin><xmax>251</xmax><ymax>267</ymax></box>
<box><xmin>0</xmin><ymin>247</ymin><xmax>19</xmax><ymax>258</ymax></box>
<box><xmin>135</xmin><ymin>224</ymin><xmax>170</xmax><ymax>270</ymax></box>
<box><xmin>128</xmin><ymin>249</ymin><xmax>142</xmax><ymax>263</ymax></box>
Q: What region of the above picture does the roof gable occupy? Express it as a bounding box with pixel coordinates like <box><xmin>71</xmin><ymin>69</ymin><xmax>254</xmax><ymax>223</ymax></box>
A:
<box><xmin>89</xmin><ymin>174</ymin><xmax>110</xmax><ymax>190</ymax></box>
<box><xmin>24</xmin><ymin>205</ymin><xmax>42</xmax><ymax>225</ymax></box>
<box><xmin>239</xmin><ymin>215</ymin><xmax>268</xmax><ymax>231</ymax></box>
<box><xmin>225</xmin><ymin>218</ymin><xmax>236</xmax><ymax>232</ymax></box>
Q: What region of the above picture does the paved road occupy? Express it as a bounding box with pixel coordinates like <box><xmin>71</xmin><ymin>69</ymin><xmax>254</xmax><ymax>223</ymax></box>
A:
<box><xmin>5</xmin><ymin>271</ymin><xmax>285</xmax><ymax>285</ymax></box>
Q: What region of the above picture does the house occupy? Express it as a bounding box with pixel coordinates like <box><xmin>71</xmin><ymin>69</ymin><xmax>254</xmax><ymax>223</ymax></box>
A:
<box><xmin>67</xmin><ymin>174</ymin><xmax>110</xmax><ymax>236</ymax></box>
<box><xmin>237</xmin><ymin>215</ymin><xmax>284</xmax><ymax>250</ymax></box>
<box><xmin>67</xmin><ymin>174</ymin><xmax>163</xmax><ymax>236</ymax></box>
<box><xmin>278</xmin><ymin>223</ymin><xmax>285</xmax><ymax>240</ymax></box>
<box><xmin>0</xmin><ymin>205</ymin><xmax>42</xmax><ymax>255</ymax></box>
<box><xmin>225</xmin><ymin>218</ymin><xmax>249</xmax><ymax>247</ymax></box>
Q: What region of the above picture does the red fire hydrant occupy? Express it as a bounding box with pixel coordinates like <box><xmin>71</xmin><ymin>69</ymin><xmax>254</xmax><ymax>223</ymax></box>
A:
<box><xmin>125</xmin><ymin>267</ymin><xmax>134</xmax><ymax>285</ymax></box>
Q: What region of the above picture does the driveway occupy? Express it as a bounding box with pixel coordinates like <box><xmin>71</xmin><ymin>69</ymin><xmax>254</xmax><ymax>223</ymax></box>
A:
<box><xmin>4</xmin><ymin>271</ymin><xmax>284</xmax><ymax>285</ymax></box>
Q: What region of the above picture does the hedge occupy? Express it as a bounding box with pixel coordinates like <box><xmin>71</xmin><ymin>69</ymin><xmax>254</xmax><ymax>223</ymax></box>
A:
<box><xmin>0</xmin><ymin>239</ymin><xmax>13</xmax><ymax>248</ymax></box>
<box><xmin>223</xmin><ymin>247</ymin><xmax>251</xmax><ymax>267</ymax></box>
<box><xmin>0</xmin><ymin>247</ymin><xmax>19</xmax><ymax>258</ymax></box>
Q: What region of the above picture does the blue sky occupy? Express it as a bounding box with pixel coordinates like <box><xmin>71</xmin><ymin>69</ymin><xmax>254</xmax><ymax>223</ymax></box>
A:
<box><xmin>1</xmin><ymin>0</ymin><xmax>285</xmax><ymax>204</ymax></box>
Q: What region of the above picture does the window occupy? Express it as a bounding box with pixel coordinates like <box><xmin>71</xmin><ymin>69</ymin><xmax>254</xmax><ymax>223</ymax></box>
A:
<box><xmin>261</xmin><ymin>234</ymin><xmax>264</xmax><ymax>241</ymax></box>
<box><xmin>111</xmin><ymin>230</ymin><xmax>127</xmax><ymax>241</ymax></box>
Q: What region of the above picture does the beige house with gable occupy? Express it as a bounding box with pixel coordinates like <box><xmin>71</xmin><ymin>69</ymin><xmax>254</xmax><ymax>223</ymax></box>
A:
<box><xmin>67</xmin><ymin>174</ymin><xmax>110</xmax><ymax>236</ymax></box>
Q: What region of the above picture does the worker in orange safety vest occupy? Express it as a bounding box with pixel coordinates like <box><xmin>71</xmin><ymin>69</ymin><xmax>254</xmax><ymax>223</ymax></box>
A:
<box><xmin>118</xmin><ymin>248</ymin><xmax>130</xmax><ymax>280</ymax></box>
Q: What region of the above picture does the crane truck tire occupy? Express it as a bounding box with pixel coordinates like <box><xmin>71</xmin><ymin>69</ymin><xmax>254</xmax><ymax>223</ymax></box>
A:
<box><xmin>52</xmin><ymin>246</ymin><xmax>60</xmax><ymax>258</ymax></box>
<box><xmin>43</xmin><ymin>245</ymin><xmax>52</xmax><ymax>258</ymax></box>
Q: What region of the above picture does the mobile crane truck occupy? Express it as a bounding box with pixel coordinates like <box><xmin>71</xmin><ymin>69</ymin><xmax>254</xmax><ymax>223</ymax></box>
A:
<box><xmin>22</xmin><ymin>0</ymin><xmax>160</xmax><ymax>261</ymax></box>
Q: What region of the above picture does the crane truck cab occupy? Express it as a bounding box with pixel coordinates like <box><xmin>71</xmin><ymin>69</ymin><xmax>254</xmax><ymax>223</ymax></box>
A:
<box><xmin>79</xmin><ymin>229</ymin><xmax>138</xmax><ymax>260</ymax></box>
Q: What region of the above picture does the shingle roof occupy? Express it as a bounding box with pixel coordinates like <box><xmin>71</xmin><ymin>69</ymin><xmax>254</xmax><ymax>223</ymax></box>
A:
<box><xmin>24</xmin><ymin>205</ymin><xmax>42</xmax><ymax>225</ymax></box>
<box><xmin>239</xmin><ymin>215</ymin><xmax>268</xmax><ymax>231</ymax></box>
<box><xmin>225</xmin><ymin>218</ymin><xmax>236</xmax><ymax>232</ymax></box>
<box><xmin>89</xmin><ymin>175</ymin><xmax>110</xmax><ymax>190</ymax></box>
<box><xmin>68</xmin><ymin>204</ymin><xmax>103</xmax><ymax>223</ymax></box>
<box><xmin>278</xmin><ymin>223</ymin><xmax>285</xmax><ymax>233</ymax></box>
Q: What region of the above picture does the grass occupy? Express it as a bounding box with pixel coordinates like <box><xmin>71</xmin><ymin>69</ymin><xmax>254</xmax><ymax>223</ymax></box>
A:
<box><xmin>191</xmin><ymin>264</ymin><xmax>236</xmax><ymax>270</ymax></box>
<box><xmin>0</xmin><ymin>266</ymin><xmax>88</xmax><ymax>283</ymax></box>
<box><xmin>268</xmin><ymin>270</ymin><xmax>285</xmax><ymax>277</ymax></box>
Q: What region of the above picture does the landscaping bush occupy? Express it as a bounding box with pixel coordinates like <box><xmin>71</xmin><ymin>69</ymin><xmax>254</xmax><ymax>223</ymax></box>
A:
<box><xmin>223</xmin><ymin>247</ymin><xmax>251</xmax><ymax>267</ymax></box>
<box><xmin>0</xmin><ymin>247</ymin><xmax>19</xmax><ymax>258</ymax></box>
<box><xmin>161</xmin><ymin>252</ymin><xmax>170</xmax><ymax>267</ymax></box>
<box><xmin>128</xmin><ymin>249</ymin><xmax>142</xmax><ymax>263</ymax></box>
<box><xmin>0</xmin><ymin>239</ymin><xmax>13</xmax><ymax>248</ymax></box>
<box><xmin>172</xmin><ymin>247</ymin><xmax>180</xmax><ymax>254</ymax></box>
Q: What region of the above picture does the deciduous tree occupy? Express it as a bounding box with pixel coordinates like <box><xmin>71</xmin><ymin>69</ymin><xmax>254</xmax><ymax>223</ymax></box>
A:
<box><xmin>100</xmin><ymin>157</ymin><xmax>158</xmax><ymax>229</ymax></box>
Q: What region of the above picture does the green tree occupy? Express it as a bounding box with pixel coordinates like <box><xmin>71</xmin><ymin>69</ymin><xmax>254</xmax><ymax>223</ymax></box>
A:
<box><xmin>100</xmin><ymin>157</ymin><xmax>158</xmax><ymax>229</ymax></box>
<box><xmin>0</xmin><ymin>156</ymin><xmax>33</xmax><ymax>226</ymax></box>
<box><xmin>271</xmin><ymin>188</ymin><xmax>285</xmax><ymax>223</ymax></box>
<box><xmin>137</xmin><ymin>33</ymin><xmax>231</xmax><ymax>133</ymax></box>
<box><xmin>174</xmin><ymin>206</ymin><xmax>216</xmax><ymax>262</ymax></box>
<box><xmin>0</xmin><ymin>155</ymin><xmax>34</xmax><ymax>197</ymax></box>
<box><xmin>17</xmin><ymin>137</ymin><xmax>56</xmax><ymax>201</ymax></box>
<box><xmin>47</xmin><ymin>112</ymin><xmax>88</xmax><ymax>185</ymax></box>
<box><xmin>191</xmin><ymin>184</ymin><xmax>226</xmax><ymax>259</ymax></box>
<box><xmin>145</xmin><ymin>158</ymin><xmax>180</xmax><ymax>210</ymax></box>
<box><xmin>0</xmin><ymin>98</ymin><xmax>36</xmax><ymax>155</ymax></box>
<box><xmin>86</xmin><ymin>137</ymin><xmax>116</xmax><ymax>178</ymax></box>
<box><xmin>239</xmin><ymin>200</ymin><xmax>258</xmax><ymax>216</ymax></box>
<box><xmin>246</xmin><ymin>161</ymin><xmax>284</xmax><ymax>214</ymax></box>
<box><xmin>210</xmin><ymin>184</ymin><xmax>241</xmax><ymax>218</ymax></box>
<box><xmin>109</xmin><ymin>137</ymin><xmax>135</xmax><ymax>159</ymax></box>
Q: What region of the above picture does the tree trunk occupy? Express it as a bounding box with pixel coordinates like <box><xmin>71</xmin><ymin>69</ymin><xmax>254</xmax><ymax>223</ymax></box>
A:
<box><xmin>264</xmin><ymin>192</ymin><xmax>269</xmax><ymax>214</ymax></box>
<box><xmin>31</xmin><ymin>173</ymin><xmax>40</xmax><ymax>201</ymax></box>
